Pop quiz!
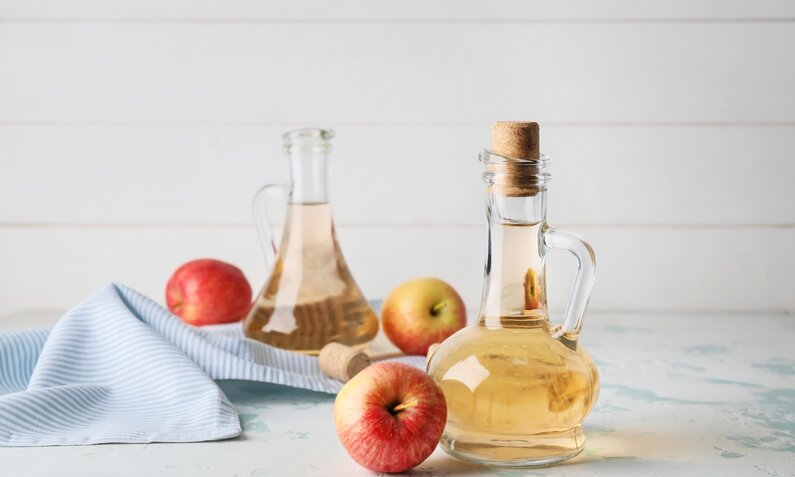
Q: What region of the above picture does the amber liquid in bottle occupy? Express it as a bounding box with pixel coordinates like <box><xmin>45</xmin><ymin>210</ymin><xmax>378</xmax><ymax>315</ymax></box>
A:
<box><xmin>428</xmin><ymin>222</ymin><xmax>599</xmax><ymax>465</ymax></box>
<box><xmin>244</xmin><ymin>203</ymin><xmax>379</xmax><ymax>354</ymax></box>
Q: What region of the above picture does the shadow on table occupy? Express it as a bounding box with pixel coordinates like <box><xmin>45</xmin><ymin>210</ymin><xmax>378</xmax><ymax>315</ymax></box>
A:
<box><xmin>413</xmin><ymin>427</ymin><xmax>689</xmax><ymax>475</ymax></box>
<box><xmin>416</xmin><ymin>453</ymin><xmax>661</xmax><ymax>476</ymax></box>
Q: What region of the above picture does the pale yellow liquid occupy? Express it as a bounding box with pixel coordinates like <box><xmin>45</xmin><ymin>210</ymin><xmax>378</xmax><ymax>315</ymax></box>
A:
<box><xmin>243</xmin><ymin>203</ymin><xmax>378</xmax><ymax>354</ymax></box>
<box><xmin>427</xmin><ymin>222</ymin><xmax>599</xmax><ymax>466</ymax></box>
<box><xmin>428</xmin><ymin>322</ymin><xmax>599</xmax><ymax>465</ymax></box>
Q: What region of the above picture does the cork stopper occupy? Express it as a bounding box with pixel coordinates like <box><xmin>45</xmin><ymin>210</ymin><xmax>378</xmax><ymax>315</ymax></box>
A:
<box><xmin>492</xmin><ymin>122</ymin><xmax>539</xmax><ymax>160</ymax></box>
<box><xmin>486</xmin><ymin>121</ymin><xmax>545</xmax><ymax>197</ymax></box>
<box><xmin>318</xmin><ymin>342</ymin><xmax>372</xmax><ymax>382</ymax></box>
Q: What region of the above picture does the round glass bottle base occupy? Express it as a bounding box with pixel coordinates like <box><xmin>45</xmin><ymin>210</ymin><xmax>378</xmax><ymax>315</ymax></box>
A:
<box><xmin>440</xmin><ymin>425</ymin><xmax>585</xmax><ymax>467</ymax></box>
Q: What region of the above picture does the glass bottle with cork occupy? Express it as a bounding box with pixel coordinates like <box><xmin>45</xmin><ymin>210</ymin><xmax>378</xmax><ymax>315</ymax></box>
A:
<box><xmin>427</xmin><ymin>122</ymin><xmax>599</xmax><ymax>466</ymax></box>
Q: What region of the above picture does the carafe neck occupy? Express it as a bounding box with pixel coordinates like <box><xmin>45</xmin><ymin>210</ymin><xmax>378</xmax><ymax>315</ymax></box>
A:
<box><xmin>283</xmin><ymin>128</ymin><xmax>333</xmax><ymax>204</ymax></box>
<box><xmin>477</xmin><ymin>151</ymin><xmax>551</xmax><ymax>327</ymax></box>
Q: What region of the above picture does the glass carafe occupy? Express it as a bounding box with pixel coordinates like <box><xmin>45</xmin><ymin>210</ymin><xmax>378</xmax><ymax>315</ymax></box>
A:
<box><xmin>427</xmin><ymin>122</ymin><xmax>599</xmax><ymax>466</ymax></box>
<box><xmin>243</xmin><ymin>128</ymin><xmax>379</xmax><ymax>355</ymax></box>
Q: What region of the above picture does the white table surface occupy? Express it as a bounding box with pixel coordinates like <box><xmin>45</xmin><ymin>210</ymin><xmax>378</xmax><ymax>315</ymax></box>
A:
<box><xmin>1</xmin><ymin>311</ymin><xmax>793</xmax><ymax>477</ymax></box>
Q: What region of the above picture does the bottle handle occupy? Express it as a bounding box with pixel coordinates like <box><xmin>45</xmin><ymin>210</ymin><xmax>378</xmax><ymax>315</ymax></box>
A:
<box><xmin>252</xmin><ymin>184</ymin><xmax>287</xmax><ymax>268</ymax></box>
<box><xmin>542</xmin><ymin>228</ymin><xmax>596</xmax><ymax>345</ymax></box>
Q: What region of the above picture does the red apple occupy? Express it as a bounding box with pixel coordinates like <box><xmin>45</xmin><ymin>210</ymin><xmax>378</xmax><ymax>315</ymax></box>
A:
<box><xmin>165</xmin><ymin>259</ymin><xmax>252</xmax><ymax>326</ymax></box>
<box><xmin>334</xmin><ymin>362</ymin><xmax>446</xmax><ymax>473</ymax></box>
<box><xmin>381</xmin><ymin>277</ymin><xmax>467</xmax><ymax>355</ymax></box>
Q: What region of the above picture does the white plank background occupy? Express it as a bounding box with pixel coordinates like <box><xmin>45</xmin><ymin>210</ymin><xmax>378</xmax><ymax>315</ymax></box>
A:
<box><xmin>1</xmin><ymin>24</ymin><xmax>794</xmax><ymax>123</ymax></box>
<box><xmin>0</xmin><ymin>1</ymin><xmax>793</xmax><ymax>321</ymax></box>
<box><xmin>2</xmin><ymin>0</ymin><xmax>795</xmax><ymax>20</ymax></box>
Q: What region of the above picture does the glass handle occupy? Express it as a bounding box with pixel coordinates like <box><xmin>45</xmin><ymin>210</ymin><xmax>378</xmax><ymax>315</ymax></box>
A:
<box><xmin>252</xmin><ymin>184</ymin><xmax>286</xmax><ymax>269</ymax></box>
<box><xmin>543</xmin><ymin>228</ymin><xmax>596</xmax><ymax>342</ymax></box>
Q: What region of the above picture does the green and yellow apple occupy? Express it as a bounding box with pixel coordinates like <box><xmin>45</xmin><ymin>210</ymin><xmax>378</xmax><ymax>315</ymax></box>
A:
<box><xmin>381</xmin><ymin>277</ymin><xmax>467</xmax><ymax>355</ymax></box>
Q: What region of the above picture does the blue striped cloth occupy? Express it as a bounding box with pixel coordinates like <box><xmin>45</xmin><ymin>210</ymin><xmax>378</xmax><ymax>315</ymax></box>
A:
<box><xmin>0</xmin><ymin>283</ymin><xmax>422</xmax><ymax>446</ymax></box>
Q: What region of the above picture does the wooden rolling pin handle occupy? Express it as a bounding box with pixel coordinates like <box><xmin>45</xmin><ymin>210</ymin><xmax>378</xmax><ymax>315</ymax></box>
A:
<box><xmin>319</xmin><ymin>342</ymin><xmax>444</xmax><ymax>382</ymax></box>
<box><xmin>318</xmin><ymin>343</ymin><xmax>372</xmax><ymax>382</ymax></box>
<box><xmin>368</xmin><ymin>351</ymin><xmax>404</xmax><ymax>361</ymax></box>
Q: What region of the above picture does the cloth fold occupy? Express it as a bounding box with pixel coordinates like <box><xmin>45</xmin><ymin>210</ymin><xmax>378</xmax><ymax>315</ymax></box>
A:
<box><xmin>0</xmin><ymin>284</ymin><xmax>422</xmax><ymax>446</ymax></box>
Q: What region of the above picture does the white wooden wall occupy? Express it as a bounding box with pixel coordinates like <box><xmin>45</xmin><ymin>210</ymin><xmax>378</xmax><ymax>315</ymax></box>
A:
<box><xmin>1</xmin><ymin>1</ymin><xmax>794</xmax><ymax>322</ymax></box>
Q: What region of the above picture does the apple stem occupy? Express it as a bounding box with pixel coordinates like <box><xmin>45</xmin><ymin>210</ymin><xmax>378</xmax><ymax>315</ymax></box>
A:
<box><xmin>430</xmin><ymin>301</ymin><xmax>447</xmax><ymax>316</ymax></box>
<box><xmin>391</xmin><ymin>399</ymin><xmax>420</xmax><ymax>413</ymax></box>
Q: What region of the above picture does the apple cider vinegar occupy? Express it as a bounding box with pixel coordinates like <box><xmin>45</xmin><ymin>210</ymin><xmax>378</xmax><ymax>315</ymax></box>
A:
<box><xmin>429</xmin><ymin>322</ymin><xmax>599</xmax><ymax>463</ymax></box>
<box><xmin>244</xmin><ymin>203</ymin><xmax>378</xmax><ymax>354</ymax></box>
<box><xmin>428</xmin><ymin>222</ymin><xmax>599</xmax><ymax>465</ymax></box>
<box><xmin>243</xmin><ymin>129</ymin><xmax>378</xmax><ymax>354</ymax></box>
<box><xmin>427</xmin><ymin>122</ymin><xmax>599</xmax><ymax>466</ymax></box>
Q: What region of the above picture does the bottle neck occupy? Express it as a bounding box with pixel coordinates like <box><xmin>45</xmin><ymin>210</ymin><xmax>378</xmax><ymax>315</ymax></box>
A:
<box><xmin>287</xmin><ymin>149</ymin><xmax>330</xmax><ymax>204</ymax></box>
<box><xmin>478</xmin><ymin>151</ymin><xmax>550</xmax><ymax>327</ymax></box>
<box><xmin>283</xmin><ymin>128</ymin><xmax>334</xmax><ymax>204</ymax></box>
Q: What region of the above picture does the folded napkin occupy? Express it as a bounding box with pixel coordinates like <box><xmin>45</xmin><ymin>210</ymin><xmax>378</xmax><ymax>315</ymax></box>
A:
<box><xmin>0</xmin><ymin>284</ymin><xmax>423</xmax><ymax>446</ymax></box>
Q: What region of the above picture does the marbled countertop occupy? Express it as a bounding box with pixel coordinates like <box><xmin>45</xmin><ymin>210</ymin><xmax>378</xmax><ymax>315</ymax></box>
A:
<box><xmin>1</xmin><ymin>312</ymin><xmax>793</xmax><ymax>476</ymax></box>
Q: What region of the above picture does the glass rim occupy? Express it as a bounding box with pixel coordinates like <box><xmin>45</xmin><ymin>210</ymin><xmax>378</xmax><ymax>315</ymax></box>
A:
<box><xmin>479</xmin><ymin>149</ymin><xmax>550</xmax><ymax>166</ymax></box>
<box><xmin>283</xmin><ymin>128</ymin><xmax>334</xmax><ymax>153</ymax></box>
